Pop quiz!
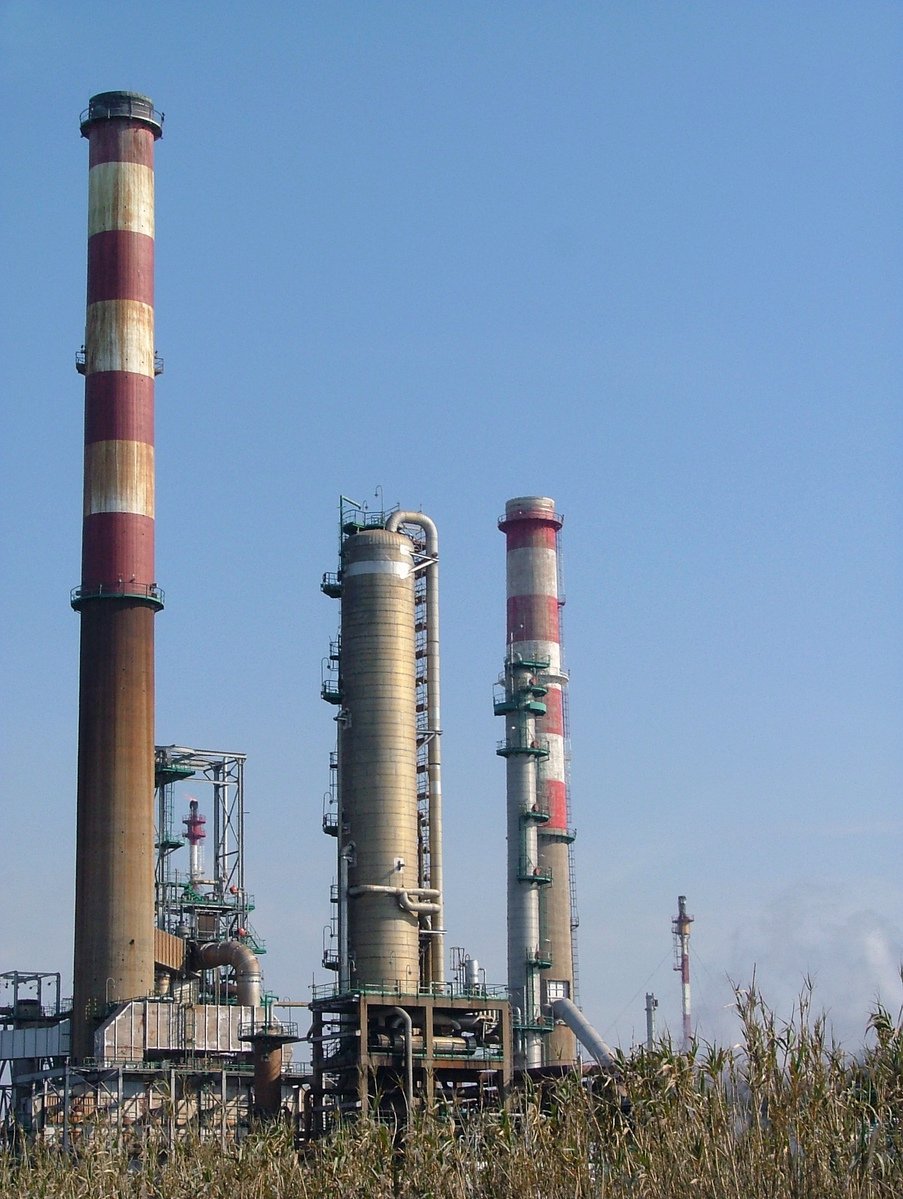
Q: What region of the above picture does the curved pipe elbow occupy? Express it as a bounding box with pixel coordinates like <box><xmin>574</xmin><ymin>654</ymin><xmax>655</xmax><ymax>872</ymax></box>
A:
<box><xmin>385</xmin><ymin>510</ymin><xmax>438</xmax><ymax>557</ymax></box>
<box><xmin>192</xmin><ymin>940</ymin><xmax>262</xmax><ymax>1008</ymax></box>
<box><xmin>346</xmin><ymin>884</ymin><xmax>440</xmax><ymax>915</ymax></box>
<box><xmin>397</xmin><ymin>893</ymin><xmax>441</xmax><ymax>915</ymax></box>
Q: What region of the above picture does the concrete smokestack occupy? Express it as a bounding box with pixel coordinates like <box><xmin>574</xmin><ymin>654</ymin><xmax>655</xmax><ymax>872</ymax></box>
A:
<box><xmin>498</xmin><ymin>497</ymin><xmax>576</xmax><ymax>1066</ymax></box>
<box><xmin>71</xmin><ymin>91</ymin><xmax>163</xmax><ymax>1059</ymax></box>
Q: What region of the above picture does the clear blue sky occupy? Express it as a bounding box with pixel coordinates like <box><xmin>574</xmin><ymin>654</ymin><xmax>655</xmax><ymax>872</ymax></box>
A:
<box><xmin>1</xmin><ymin>1</ymin><xmax>900</xmax><ymax>1050</ymax></box>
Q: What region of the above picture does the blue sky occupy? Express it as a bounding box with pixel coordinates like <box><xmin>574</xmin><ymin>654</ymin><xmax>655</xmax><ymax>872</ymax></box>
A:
<box><xmin>1</xmin><ymin>1</ymin><xmax>900</xmax><ymax>1050</ymax></box>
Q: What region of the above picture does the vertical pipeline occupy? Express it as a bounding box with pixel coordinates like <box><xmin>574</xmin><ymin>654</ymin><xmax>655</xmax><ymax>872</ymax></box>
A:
<box><xmin>384</xmin><ymin>512</ymin><xmax>444</xmax><ymax>985</ymax></box>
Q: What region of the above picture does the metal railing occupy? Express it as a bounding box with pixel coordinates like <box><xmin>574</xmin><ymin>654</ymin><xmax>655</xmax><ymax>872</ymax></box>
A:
<box><xmin>310</xmin><ymin>980</ymin><xmax>509</xmax><ymax>1003</ymax></box>
<box><xmin>80</xmin><ymin>96</ymin><xmax>164</xmax><ymax>131</ymax></box>
<box><xmin>517</xmin><ymin>861</ymin><xmax>553</xmax><ymax>884</ymax></box>
<box><xmin>238</xmin><ymin>1019</ymin><xmax>299</xmax><ymax>1040</ymax></box>
<box><xmin>496</xmin><ymin>737</ymin><xmax>550</xmax><ymax>759</ymax></box>
<box><xmin>71</xmin><ymin>582</ymin><xmax>165</xmax><ymax>607</ymax></box>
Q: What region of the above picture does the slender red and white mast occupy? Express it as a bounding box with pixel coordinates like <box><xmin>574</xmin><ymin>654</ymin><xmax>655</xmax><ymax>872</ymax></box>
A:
<box><xmin>672</xmin><ymin>895</ymin><xmax>694</xmax><ymax>1050</ymax></box>
<box><xmin>498</xmin><ymin>496</ymin><xmax>576</xmax><ymax>1067</ymax></box>
<box><xmin>183</xmin><ymin>799</ymin><xmax>206</xmax><ymax>882</ymax></box>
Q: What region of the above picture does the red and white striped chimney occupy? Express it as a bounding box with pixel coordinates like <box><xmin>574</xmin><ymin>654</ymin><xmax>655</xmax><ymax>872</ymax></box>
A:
<box><xmin>71</xmin><ymin>91</ymin><xmax>163</xmax><ymax>1060</ymax></box>
<box><xmin>499</xmin><ymin>496</ymin><xmax>576</xmax><ymax>1066</ymax></box>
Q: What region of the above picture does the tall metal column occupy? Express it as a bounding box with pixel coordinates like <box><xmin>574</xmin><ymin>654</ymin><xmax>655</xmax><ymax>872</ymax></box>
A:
<box><xmin>672</xmin><ymin>895</ymin><xmax>694</xmax><ymax>1050</ymax></box>
<box><xmin>498</xmin><ymin>497</ymin><xmax>576</xmax><ymax>1066</ymax></box>
<box><xmin>496</xmin><ymin>657</ymin><xmax>548</xmax><ymax>1069</ymax></box>
<box><xmin>71</xmin><ymin>92</ymin><xmax>164</xmax><ymax>1060</ymax></box>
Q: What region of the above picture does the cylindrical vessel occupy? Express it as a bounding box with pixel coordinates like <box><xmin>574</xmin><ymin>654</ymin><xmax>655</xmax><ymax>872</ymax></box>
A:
<box><xmin>500</xmin><ymin>496</ymin><xmax>576</xmax><ymax>1066</ymax></box>
<box><xmin>340</xmin><ymin>529</ymin><xmax>421</xmax><ymax>988</ymax></box>
<box><xmin>72</xmin><ymin>92</ymin><xmax>163</xmax><ymax>1060</ymax></box>
<box><xmin>253</xmin><ymin>1043</ymin><xmax>284</xmax><ymax>1117</ymax></box>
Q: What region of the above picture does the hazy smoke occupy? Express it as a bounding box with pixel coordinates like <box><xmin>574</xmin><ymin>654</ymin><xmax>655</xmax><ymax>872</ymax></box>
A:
<box><xmin>692</xmin><ymin>881</ymin><xmax>903</xmax><ymax>1049</ymax></box>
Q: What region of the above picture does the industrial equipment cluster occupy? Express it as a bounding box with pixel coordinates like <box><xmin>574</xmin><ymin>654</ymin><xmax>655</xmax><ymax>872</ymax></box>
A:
<box><xmin>1</xmin><ymin>91</ymin><xmax>640</xmax><ymax>1142</ymax></box>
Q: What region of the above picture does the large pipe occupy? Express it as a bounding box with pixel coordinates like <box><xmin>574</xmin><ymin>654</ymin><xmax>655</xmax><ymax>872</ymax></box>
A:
<box><xmin>499</xmin><ymin>658</ymin><xmax>543</xmax><ymax>1069</ymax></box>
<box><xmin>348</xmin><ymin>884</ymin><xmax>441</xmax><ymax>915</ymax></box>
<box><xmin>390</xmin><ymin>1007</ymin><xmax>414</xmax><ymax>1115</ymax></box>
<box><xmin>71</xmin><ymin>91</ymin><xmax>164</xmax><ymax>1060</ymax></box>
<box><xmin>499</xmin><ymin>497</ymin><xmax>576</xmax><ymax>1066</ymax></box>
<box><xmin>192</xmin><ymin>940</ymin><xmax>262</xmax><ymax>1007</ymax></box>
<box><xmin>384</xmin><ymin>512</ymin><xmax>444</xmax><ymax>985</ymax></box>
<box><xmin>551</xmin><ymin>998</ymin><xmax>616</xmax><ymax>1071</ymax></box>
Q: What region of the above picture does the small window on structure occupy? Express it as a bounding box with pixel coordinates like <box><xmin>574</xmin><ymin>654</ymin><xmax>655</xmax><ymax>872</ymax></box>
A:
<box><xmin>544</xmin><ymin>979</ymin><xmax>569</xmax><ymax>1003</ymax></box>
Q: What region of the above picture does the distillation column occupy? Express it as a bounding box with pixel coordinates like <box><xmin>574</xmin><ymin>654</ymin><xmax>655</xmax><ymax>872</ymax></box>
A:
<box><xmin>71</xmin><ymin>92</ymin><xmax>164</xmax><ymax>1059</ymax></box>
<box><xmin>499</xmin><ymin>497</ymin><xmax>576</xmax><ymax>1066</ymax></box>
<box><xmin>337</xmin><ymin>526</ymin><xmax>440</xmax><ymax>990</ymax></box>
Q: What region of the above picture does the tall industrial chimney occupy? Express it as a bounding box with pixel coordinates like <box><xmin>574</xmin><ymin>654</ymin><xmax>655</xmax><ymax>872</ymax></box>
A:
<box><xmin>497</xmin><ymin>497</ymin><xmax>576</xmax><ymax>1067</ymax></box>
<box><xmin>672</xmin><ymin>895</ymin><xmax>694</xmax><ymax>1051</ymax></box>
<box><xmin>71</xmin><ymin>92</ymin><xmax>163</xmax><ymax>1059</ymax></box>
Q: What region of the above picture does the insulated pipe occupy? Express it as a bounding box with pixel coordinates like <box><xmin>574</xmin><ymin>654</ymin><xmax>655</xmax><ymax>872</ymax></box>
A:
<box><xmin>338</xmin><ymin>842</ymin><xmax>353</xmax><ymax>992</ymax></box>
<box><xmin>551</xmin><ymin>998</ymin><xmax>616</xmax><ymax>1071</ymax></box>
<box><xmin>71</xmin><ymin>92</ymin><xmax>164</xmax><ymax>1061</ymax></box>
<box><xmin>348</xmin><ymin>884</ymin><xmax>441</xmax><ymax>914</ymax></box>
<box><xmin>390</xmin><ymin>1007</ymin><xmax>414</xmax><ymax>1116</ymax></box>
<box><xmin>384</xmin><ymin>512</ymin><xmax>444</xmax><ymax>985</ymax></box>
<box><xmin>192</xmin><ymin>941</ymin><xmax>262</xmax><ymax>1007</ymax></box>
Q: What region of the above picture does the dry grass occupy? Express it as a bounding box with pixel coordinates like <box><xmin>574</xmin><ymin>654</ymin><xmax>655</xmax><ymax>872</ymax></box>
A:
<box><xmin>4</xmin><ymin>988</ymin><xmax>903</xmax><ymax>1198</ymax></box>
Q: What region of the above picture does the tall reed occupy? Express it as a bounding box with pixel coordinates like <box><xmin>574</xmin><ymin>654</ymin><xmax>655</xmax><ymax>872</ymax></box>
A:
<box><xmin>3</xmin><ymin>989</ymin><xmax>902</xmax><ymax>1198</ymax></box>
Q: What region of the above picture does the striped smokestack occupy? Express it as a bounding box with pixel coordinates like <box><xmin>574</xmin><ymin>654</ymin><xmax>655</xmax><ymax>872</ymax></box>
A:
<box><xmin>499</xmin><ymin>496</ymin><xmax>576</xmax><ymax>1066</ymax></box>
<box><xmin>71</xmin><ymin>92</ymin><xmax>163</xmax><ymax>1060</ymax></box>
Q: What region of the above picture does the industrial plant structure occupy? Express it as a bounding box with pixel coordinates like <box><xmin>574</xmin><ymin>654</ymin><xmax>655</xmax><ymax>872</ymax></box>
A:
<box><xmin>310</xmin><ymin>501</ymin><xmax>512</xmax><ymax>1130</ymax></box>
<box><xmin>1</xmin><ymin>92</ymin><xmax>299</xmax><ymax>1142</ymax></box>
<box><xmin>496</xmin><ymin>497</ymin><xmax>578</xmax><ymax>1068</ymax></box>
<box><xmin>672</xmin><ymin>896</ymin><xmax>694</xmax><ymax>1051</ymax></box>
<box><xmin>0</xmin><ymin>93</ymin><xmax>617</xmax><ymax>1143</ymax></box>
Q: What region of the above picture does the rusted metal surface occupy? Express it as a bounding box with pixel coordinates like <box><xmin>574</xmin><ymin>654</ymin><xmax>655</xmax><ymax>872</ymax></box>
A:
<box><xmin>73</xmin><ymin>602</ymin><xmax>156</xmax><ymax>1057</ymax></box>
<box><xmin>72</xmin><ymin>93</ymin><xmax>162</xmax><ymax>1061</ymax></box>
<box><xmin>153</xmin><ymin>928</ymin><xmax>186</xmax><ymax>974</ymax></box>
<box><xmin>95</xmin><ymin>998</ymin><xmax>258</xmax><ymax>1063</ymax></box>
<box><xmin>252</xmin><ymin>1045</ymin><xmax>283</xmax><ymax>1117</ymax></box>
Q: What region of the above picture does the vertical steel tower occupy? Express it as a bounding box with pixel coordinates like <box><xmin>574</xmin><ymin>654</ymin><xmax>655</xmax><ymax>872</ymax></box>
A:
<box><xmin>71</xmin><ymin>92</ymin><xmax>164</xmax><ymax>1060</ymax></box>
<box><xmin>340</xmin><ymin>525</ymin><xmax>423</xmax><ymax>987</ymax></box>
<box><xmin>321</xmin><ymin>504</ymin><xmax>444</xmax><ymax>992</ymax></box>
<box><xmin>672</xmin><ymin>895</ymin><xmax>694</xmax><ymax>1050</ymax></box>
<box><xmin>497</xmin><ymin>496</ymin><xmax>576</xmax><ymax>1066</ymax></box>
